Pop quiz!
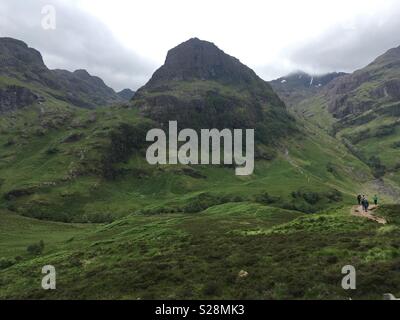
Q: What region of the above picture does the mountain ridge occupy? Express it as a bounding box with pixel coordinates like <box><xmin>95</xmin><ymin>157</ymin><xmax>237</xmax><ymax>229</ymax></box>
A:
<box><xmin>324</xmin><ymin>45</ymin><xmax>400</xmax><ymax>119</ymax></box>
<box><xmin>270</xmin><ymin>71</ymin><xmax>347</xmax><ymax>108</ymax></box>
<box><xmin>0</xmin><ymin>37</ymin><xmax>130</xmax><ymax>111</ymax></box>
<box><xmin>283</xmin><ymin>43</ymin><xmax>400</xmax><ymax>191</ymax></box>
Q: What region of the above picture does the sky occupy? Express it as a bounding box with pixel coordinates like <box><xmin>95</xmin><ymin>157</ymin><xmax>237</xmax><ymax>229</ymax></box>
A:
<box><xmin>1</xmin><ymin>0</ymin><xmax>400</xmax><ymax>91</ymax></box>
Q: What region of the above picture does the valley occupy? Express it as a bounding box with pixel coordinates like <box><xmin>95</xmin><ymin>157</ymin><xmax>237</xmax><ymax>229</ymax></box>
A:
<box><xmin>0</xmin><ymin>37</ymin><xmax>399</xmax><ymax>300</ymax></box>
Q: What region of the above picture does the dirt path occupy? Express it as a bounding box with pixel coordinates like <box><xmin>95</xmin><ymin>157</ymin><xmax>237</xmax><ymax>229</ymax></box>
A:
<box><xmin>350</xmin><ymin>205</ymin><xmax>387</xmax><ymax>224</ymax></box>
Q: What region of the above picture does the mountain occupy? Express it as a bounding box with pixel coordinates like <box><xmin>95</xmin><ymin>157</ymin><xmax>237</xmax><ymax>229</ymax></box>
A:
<box><xmin>0</xmin><ymin>36</ymin><xmax>372</xmax><ymax>221</ymax></box>
<box><xmin>132</xmin><ymin>38</ymin><xmax>296</xmax><ymax>142</ymax></box>
<box><xmin>283</xmin><ymin>45</ymin><xmax>400</xmax><ymax>192</ymax></box>
<box><xmin>117</xmin><ymin>88</ymin><xmax>135</xmax><ymax>100</ymax></box>
<box><xmin>0</xmin><ymin>37</ymin><xmax>124</xmax><ymax>111</ymax></box>
<box><xmin>51</xmin><ymin>69</ymin><xmax>124</xmax><ymax>107</ymax></box>
<box><xmin>270</xmin><ymin>71</ymin><xmax>347</xmax><ymax>108</ymax></box>
<box><xmin>325</xmin><ymin>46</ymin><xmax>400</xmax><ymax>119</ymax></box>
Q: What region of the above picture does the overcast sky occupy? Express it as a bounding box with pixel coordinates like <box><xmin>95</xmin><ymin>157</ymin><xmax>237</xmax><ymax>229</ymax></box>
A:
<box><xmin>1</xmin><ymin>0</ymin><xmax>400</xmax><ymax>91</ymax></box>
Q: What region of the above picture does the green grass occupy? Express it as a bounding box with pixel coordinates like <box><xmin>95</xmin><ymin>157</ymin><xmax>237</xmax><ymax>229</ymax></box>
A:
<box><xmin>0</xmin><ymin>211</ymin><xmax>94</xmax><ymax>259</ymax></box>
<box><xmin>1</xmin><ymin>203</ymin><xmax>399</xmax><ymax>299</ymax></box>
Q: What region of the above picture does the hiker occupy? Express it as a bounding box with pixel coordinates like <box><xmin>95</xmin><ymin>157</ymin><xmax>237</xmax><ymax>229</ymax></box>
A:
<box><xmin>362</xmin><ymin>198</ymin><xmax>370</xmax><ymax>213</ymax></box>
<box><xmin>357</xmin><ymin>194</ymin><xmax>362</xmax><ymax>205</ymax></box>
<box><xmin>373</xmin><ymin>195</ymin><xmax>378</xmax><ymax>206</ymax></box>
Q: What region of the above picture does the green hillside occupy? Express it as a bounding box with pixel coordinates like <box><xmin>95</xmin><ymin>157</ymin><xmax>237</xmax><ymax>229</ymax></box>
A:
<box><xmin>2</xmin><ymin>203</ymin><xmax>400</xmax><ymax>299</ymax></box>
<box><xmin>1</xmin><ymin>37</ymin><xmax>399</xmax><ymax>300</ymax></box>
<box><xmin>0</xmin><ymin>102</ymin><xmax>375</xmax><ymax>223</ymax></box>
<box><xmin>287</xmin><ymin>46</ymin><xmax>400</xmax><ymax>197</ymax></box>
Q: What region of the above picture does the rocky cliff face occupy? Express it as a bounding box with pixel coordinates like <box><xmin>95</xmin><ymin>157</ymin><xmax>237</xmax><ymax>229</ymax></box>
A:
<box><xmin>324</xmin><ymin>46</ymin><xmax>400</xmax><ymax>119</ymax></box>
<box><xmin>0</xmin><ymin>37</ymin><xmax>48</xmax><ymax>76</ymax></box>
<box><xmin>146</xmin><ymin>38</ymin><xmax>262</xmax><ymax>86</ymax></box>
<box><xmin>51</xmin><ymin>69</ymin><xmax>122</xmax><ymax>108</ymax></box>
<box><xmin>132</xmin><ymin>38</ymin><xmax>296</xmax><ymax>142</ymax></box>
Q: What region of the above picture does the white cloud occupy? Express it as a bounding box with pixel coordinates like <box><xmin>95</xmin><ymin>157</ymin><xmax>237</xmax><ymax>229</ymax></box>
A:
<box><xmin>1</xmin><ymin>0</ymin><xmax>400</xmax><ymax>89</ymax></box>
<box><xmin>0</xmin><ymin>0</ymin><xmax>156</xmax><ymax>91</ymax></box>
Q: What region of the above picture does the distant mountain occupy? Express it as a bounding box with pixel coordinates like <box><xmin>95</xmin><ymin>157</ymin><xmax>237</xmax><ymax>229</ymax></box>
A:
<box><xmin>270</xmin><ymin>71</ymin><xmax>347</xmax><ymax>107</ymax></box>
<box><xmin>0</xmin><ymin>37</ymin><xmax>123</xmax><ymax>112</ymax></box>
<box><xmin>117</xmin><ymin>88</ymin><xmax>135</xmax><ymax>100</ymax></box>
<box><xmin>51</xmin><ymin>69</ymin><xmax>123</xmax><ymax>107</ymax></box>
<box><xmin>285</xmin><ymin>45</ymin><xmax>400</xmax><ymax>183</ymax></box>
<box><xmin>132</xmin><ymin>38</ymin><xmax>297</xmax><ymax>142</ymax></box>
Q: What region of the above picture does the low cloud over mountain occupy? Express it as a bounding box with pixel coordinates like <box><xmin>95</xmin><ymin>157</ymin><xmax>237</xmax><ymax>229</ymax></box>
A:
<box><xmin>0</xmin><ymin>0</ymin><xmax>156</xmax><ymax>91</ymax></box>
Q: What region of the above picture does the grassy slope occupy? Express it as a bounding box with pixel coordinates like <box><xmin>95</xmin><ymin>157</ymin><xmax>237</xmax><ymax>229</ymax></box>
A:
<box><xmin>1</xmin><ymin>92</ymin><xmax>391</xmax><ymax>300</ymax></box>
<box><xmin>1</xmin><ymin>203</ymin><xmax>399</xmax><ymax>299</ymax></box>
<box><xmin>0</xmin><ymin>102</ymin><xmax>374</xmax><ymax>222</ymax></box>
<box><xmin>291</xmin><ymin>87</ymin><xmax>400</xmax><ymax>200</ymax></box>
<box><xmin>1</xmin><ymin>104</ymin><xmax>393</xmax><ymax>299</ymax></box>
<box><xmin>0</xmin><ymin>211</ymin><xmax>94</xmax><ymax>260</ymax></box>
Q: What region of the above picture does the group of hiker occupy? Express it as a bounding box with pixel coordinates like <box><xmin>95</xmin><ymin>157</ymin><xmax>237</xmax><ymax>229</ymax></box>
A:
<box><xmin>357</xmin><ymin>194</ymin><xmax>379</xmax><ymax>213</ymax></box>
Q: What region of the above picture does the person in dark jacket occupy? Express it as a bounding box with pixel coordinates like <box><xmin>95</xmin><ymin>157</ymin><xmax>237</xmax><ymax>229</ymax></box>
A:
<box><xmin>361</xmin><ymin>198</ymin><xmax>369</xmax><ymax>213</ymax></box>
<box><xmin>357</xmin><ymin>194</ymin><xmax>362</xmax><ymax>205</ymax></box>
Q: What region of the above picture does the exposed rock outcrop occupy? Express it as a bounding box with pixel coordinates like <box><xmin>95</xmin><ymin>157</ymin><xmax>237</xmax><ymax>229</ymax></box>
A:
<box><xmin>0</xmin><ymin>85</ymin><xmax>39</xmax><ymax>113</ymax></box>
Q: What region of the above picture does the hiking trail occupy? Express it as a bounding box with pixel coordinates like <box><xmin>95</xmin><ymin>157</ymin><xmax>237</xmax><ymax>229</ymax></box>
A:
<box><xmin>350</xmin><ymin>205</ymin><xmax>387</xmax><ymax>224</ymax></box>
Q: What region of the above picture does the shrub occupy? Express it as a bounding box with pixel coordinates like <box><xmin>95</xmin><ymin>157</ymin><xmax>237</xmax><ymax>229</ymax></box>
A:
<box><xmin>255</xmin><ymin>192</ymin><xmax>280</xmax><ymax>205</ymax></box>
<box><xmin>0</xmin><ymin>257</ymin><xmax>15</xmax><ymax>270</ymax></box>
<box><xmin>343</xmin><ymin>128</ymin><xmax>370</xmax><ymax>144</ymax></box>
<box><xmin>69</xmin><ymin>255</ymin><xmax>83</xmax><ymax>267</ymax></box>
<box><xmin>326</xmin><ymin>162</ymin><xmax>336</xmax><ymax>174</ymax></box>
<box><xmin>101</xmin><ymin>121</ymin><xmax>154</xmax><ymax>179</ymax></box>
<box><xmin>202</xmin><ymin>281</ymin><xmax>221</xmax><ymax>296</ymax></box>
<box><xmin>27</xmin><ymin>240</ymin><xmax>45</xmax><ymax>255</ymax></box>
<box><xmin>46</xmin><ymin>147</ymin><xmax>59</xmax><ymax>155</ymax></box>
<box><xmin>85</xmin><ymin>212</ymin><xmax>114</xmax><ymax>223</ymax></box>
<box><xmin>182</xmin><ymin>193</ymin><xmax>229</xmax><ymax>213</ymax></box>
<box><xmin>286</xmin><ymin>188</ymin><xmax>343</xmax><ymax>213</ymax></box>
<box><xmin>303</xmin><ymin>192</ymin><xmax>320</xmax><ymax>205</ymax></box>
<box><xmin>4</xmin><ymin>138</ymin><xmax>16</xmax><ymax>147</ymax></box>
<box><xmin>325</xmin><ymin>189</ymin><xmax>343</xmax><ymax>202</ymax></box>
<box><xmin>374</xmin><ymin>124</ymin><xmax>397</xmax><ymax>138</ymax></box>
<box><xmin>391</xmin><ymin>141</ymin><xmax>400</xmax><ymax>149</ymax></box>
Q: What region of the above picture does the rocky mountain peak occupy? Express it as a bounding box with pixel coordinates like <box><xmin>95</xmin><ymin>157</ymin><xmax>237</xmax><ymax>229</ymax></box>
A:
<box><xmin>73</xmin><ymin>69</ymin><xmax>92</xmax><ymax>79</ymax></box>
<box><xmin>145</xmin><ymin>38</ymin><xmax>261</xmax><ymax>87</ymax></box>
<box><xmin>132</xmin><ymin>38</ymin><xmax>296</xmax><ymax>140</ymax></box>
<box><xmin>117</xmin><ymin>88</ymin><xmax>135</xmax><ymax>100</ymax></box>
